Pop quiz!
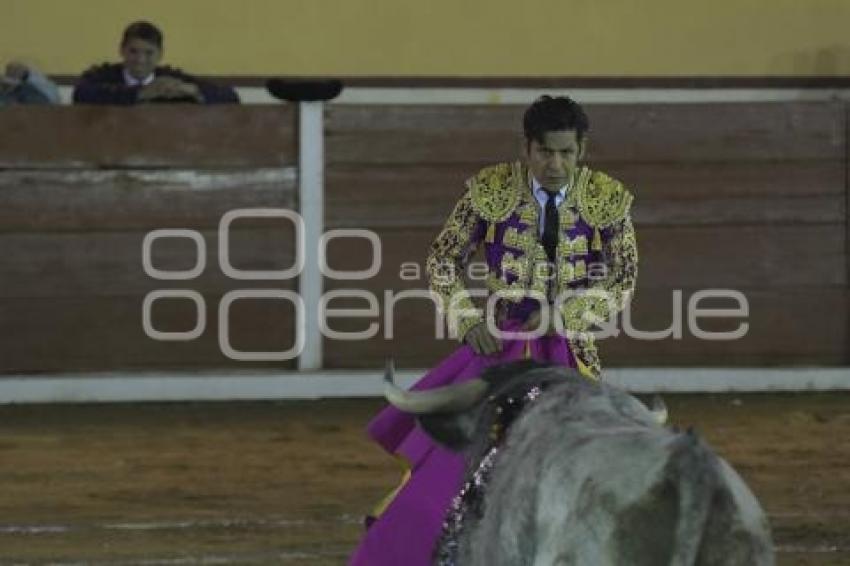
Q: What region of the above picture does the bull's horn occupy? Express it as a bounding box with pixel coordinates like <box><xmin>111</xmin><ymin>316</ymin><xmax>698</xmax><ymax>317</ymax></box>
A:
<box><xmin>383</xmin><ymin>359</ymin><xmax>488</xmax><ymax>415</ymax></box>
<box><xmin>649</xmin><ymin>395</ymin><xmax>668</xmax><ymax>425</ymax></box>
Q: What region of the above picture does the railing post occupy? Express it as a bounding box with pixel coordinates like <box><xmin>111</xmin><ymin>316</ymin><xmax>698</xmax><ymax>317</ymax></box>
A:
<box><xmin>298</xmin><ymin>101</ymin><xmax>324</xmax><ymax>370</ymax></box>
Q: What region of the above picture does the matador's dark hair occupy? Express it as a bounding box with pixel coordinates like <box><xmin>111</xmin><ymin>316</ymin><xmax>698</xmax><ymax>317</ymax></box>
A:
<box><xmin>523</xmin><ymin>95</ymin><xmax>589</xmax><ymax>144</ymax></box>
<box><xmin>121</xmin><ymin>21</ymin><xmax>163</xmax><ymax>49</ymax></box>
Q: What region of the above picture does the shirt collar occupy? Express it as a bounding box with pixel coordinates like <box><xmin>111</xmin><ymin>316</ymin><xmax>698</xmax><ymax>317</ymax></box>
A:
<box><xmin>532</xmin><ymin>176</ymin><xmax>569</xmax><ymax>206</ymax></box>
<box><xmin>123</xmin><ymin>68</ymin><xmax>155</xmax><ymax>87</ymax></box>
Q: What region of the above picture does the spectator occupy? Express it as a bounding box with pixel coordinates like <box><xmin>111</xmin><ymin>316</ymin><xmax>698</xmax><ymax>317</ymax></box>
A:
<box><xmin>73</xmin><ymin>21</ymin><xmax>239</xmax><ymax>105</ymax></box>
<box><xmin>0</xmin><ymin>62</ymin><xmax>61</xmax><ymax>105</ymax></box>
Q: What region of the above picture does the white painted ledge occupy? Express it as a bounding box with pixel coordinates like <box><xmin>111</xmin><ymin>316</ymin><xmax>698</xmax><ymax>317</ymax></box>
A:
<box><xmin>0</xmin><ymin>368</ymin><xmax>847</xmax><ymax>404</ymax></box>
<box><xmin>57</xmin><ymin>86</ymin><xmax>850</xmax><ymax>106</ymax></box>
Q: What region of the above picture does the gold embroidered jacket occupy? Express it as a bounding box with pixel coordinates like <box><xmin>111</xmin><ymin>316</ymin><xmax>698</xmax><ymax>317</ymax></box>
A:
<box><xmin>425</xmin><ymin>161</ymin><xmax>638</xmax><ymax>377</ymax></box>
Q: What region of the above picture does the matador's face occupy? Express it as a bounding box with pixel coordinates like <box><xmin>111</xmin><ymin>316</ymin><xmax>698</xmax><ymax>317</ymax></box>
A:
<box><xmin>523</xmin><ymin>130</ymin><xmax>586</xmax><ymax>191</ymax></box>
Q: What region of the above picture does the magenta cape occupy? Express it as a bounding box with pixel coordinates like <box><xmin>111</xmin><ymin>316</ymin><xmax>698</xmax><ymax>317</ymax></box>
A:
<box><xmin>349</xmin><ymin>329</ymin><xmax>578</xmax><ymax>565</ymax></box>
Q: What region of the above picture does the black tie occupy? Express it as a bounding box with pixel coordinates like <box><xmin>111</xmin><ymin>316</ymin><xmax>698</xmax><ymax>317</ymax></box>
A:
<box><xmin>542</xmin><ymin>191</ymin><xmax>559</xmax><ymax>263</ymax></box>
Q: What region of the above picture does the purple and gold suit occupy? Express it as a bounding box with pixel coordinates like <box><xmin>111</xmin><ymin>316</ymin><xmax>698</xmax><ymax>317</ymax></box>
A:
<box><xmin>426</xmin><ymin>160</ymin><xmax>637</xmax><ymax>378</ymax></box>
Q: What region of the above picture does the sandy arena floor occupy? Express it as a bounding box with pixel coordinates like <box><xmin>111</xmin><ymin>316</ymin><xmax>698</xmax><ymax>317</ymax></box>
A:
<box><xmin>0</xmin><ymin>393</ymin><xmax>847</xmax><ymax>565</ymax></box>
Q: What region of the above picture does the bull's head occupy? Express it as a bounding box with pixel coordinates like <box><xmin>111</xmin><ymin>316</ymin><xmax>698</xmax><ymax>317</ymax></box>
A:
<box><xmin>384</xmin><ymin>359</ymin><xmax>667</xmax><ymax>455</ymax></box>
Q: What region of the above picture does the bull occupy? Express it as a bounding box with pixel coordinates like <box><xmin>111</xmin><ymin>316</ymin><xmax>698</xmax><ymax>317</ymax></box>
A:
<box><xmin>384</xmin><ymin>360</ymin><xmax>774</xmax><ymax>566</ymax></box>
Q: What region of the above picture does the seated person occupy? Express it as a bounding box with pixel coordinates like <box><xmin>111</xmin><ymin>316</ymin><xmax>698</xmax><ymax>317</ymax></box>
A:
<box><xmin>0</xmin><ymin>61</ymin><xmax>61</xmax><ymax>105</ymax></box>
<box><xmin>73</xmin><ymin>21</ymin><xmax>239</xmax><ymax>105</ymax></box>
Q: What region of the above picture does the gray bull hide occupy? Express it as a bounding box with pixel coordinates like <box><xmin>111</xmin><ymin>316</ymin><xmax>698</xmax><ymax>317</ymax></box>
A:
<box><xmin>385</xmin><ymin>360</ymin><xmax>774</xmax><ymax>566</ymax></box>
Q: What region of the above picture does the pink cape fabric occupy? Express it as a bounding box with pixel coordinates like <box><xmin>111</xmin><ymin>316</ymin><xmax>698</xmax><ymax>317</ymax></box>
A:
<box><xmin>349</xmin><ymin>325</ymin><xmax>577</xmax><ymax>565</ymax></box>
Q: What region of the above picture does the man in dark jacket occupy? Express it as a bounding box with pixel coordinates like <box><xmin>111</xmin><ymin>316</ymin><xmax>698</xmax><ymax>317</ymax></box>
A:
<box><xmin>73</xmin><ymin>21</ymin><xmax>239</xmax><ymax>105</ymax></box>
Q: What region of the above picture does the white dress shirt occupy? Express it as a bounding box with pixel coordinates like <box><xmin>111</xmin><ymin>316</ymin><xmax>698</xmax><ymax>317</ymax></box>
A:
<box><xmin>531</xmin><ymin>177</ymin><xmax>569</xmax><ymax>237</ymax></box>
<box><xmin>123</xmin><ymin>69</ymin><xmax>155</xmax><ymax>87</ymax></box>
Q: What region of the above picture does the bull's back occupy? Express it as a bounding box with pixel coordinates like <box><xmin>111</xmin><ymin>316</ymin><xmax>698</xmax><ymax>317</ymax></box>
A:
<box><xmin>467</xmin><ymin>410</ymin><xmax>773</xmax><ymax>566</ymax></box>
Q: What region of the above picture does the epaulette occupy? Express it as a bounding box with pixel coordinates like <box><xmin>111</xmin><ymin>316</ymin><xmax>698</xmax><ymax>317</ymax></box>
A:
<box><xmin>466</xmin><ymin>162</ymin><xmax>523</xmax><ymax>223</ymax></box>
<box><xmin>575</xmin><ymin>168</ymin><xmax>634</xmax><ymax>229</ymax></box>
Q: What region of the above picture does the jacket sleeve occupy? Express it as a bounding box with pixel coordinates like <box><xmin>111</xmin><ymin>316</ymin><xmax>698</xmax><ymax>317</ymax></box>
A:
<box><xmin>73</xmin><ymin>81</ymin><xmax>141</xmax><ymax>105</ymax></box>
<box><xmin>72</xmin><ymin>66</ymin><xmax>141</xmax><ymax>105</ymax></box>
<box><xmin>22</xmin><ymin>68</ymin><xmax>60</xmax><ymax>104</ymax></box>
<box><xmin>559</xmin><ymin>213</ymin><xmax>638</xmax><ymax>334</ymax></box>
<box><xmin>425</xmin><ymin>189</ymin><xmax>487</xmax><ymax>341</ymax></box>
<box><xmin>196</xmin><ymin>80</ymin><xmax>240</xmax><ymax>104</ymax></box>
<box><xmin>161</xmin><ymin>67</ymin><xmax>239</xmax><ymax>104</ymax></box>
<box><xmin>9</xmin><ymin>82</ymin><xmax>49</xmax><ymax>104</ymax></box>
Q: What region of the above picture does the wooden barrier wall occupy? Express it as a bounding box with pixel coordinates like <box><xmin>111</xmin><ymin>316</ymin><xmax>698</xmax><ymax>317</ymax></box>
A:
<box><xmin>0</xmin><ymin>102</ymin><xmax>846</xmax><ymax>373</ymax></box>
<box><xmin>0</xmin><ymin>106</ymin><xmax>298</xmax><ymax>373</ymax></box>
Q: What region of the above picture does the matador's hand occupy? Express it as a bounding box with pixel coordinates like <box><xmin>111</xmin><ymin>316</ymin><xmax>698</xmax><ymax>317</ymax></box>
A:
<box><xmin>465</xmin><ymin>322</ymin><xmax>502</xmax><ymax>356</ymax></box>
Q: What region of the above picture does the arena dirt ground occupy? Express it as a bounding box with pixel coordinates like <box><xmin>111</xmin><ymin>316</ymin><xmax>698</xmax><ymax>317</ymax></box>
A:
<box><xmin>0</xmin><ymin>393</ymin><xmax>847</xmax><ymax>565</ymax></box>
